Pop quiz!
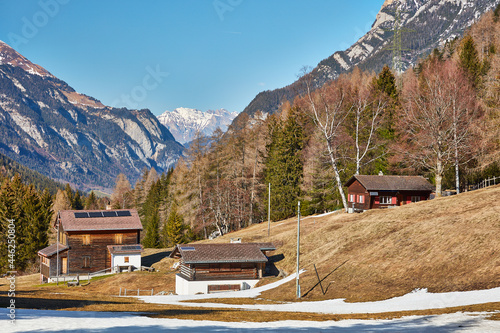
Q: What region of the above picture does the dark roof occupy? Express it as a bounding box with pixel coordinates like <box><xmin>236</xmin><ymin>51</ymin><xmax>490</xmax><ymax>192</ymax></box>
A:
<box><xmin>38</xmin><ymin>243</ymin><xmax>69</xmax><ymax>257</ymax></box>
<box><xmin>56</xmin><ymin>209</ymin><xmax>143</xmax><ymax>232</ymax></box>
<box><xmin>107</xmin><ymin>244</ymin><xmax>143</xmax><ymax>254</ymax></box>
<box><xmin>252</xmin><ymin>242</ymin><xmax>276</xmax><ymax>251</ymax></box>
<box><xmin>345</xmin><ymin>175</ymin><xmax>434</xmax><ymax>192</ymax></box>
<box><xmin>170</xmin><ymin>243</ymin><xmax>275</xmax><ymax>264</ymax></box>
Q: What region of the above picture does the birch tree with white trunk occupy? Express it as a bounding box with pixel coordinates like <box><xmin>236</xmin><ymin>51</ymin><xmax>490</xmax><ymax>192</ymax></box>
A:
<box><xmin>299</xmin><ymin>68</ymin><xmax>351</xmax><ymax>211</ymax></box>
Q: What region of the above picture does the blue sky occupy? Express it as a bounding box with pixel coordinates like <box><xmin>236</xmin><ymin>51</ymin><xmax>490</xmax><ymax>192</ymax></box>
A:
<box><xmin>0</xmin><ymin>0</ymin><xmax>384</xmax><ymax>116</ymax></box>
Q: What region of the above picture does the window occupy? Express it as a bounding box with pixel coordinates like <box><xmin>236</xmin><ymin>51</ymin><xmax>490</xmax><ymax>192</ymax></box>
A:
<box><xmin>59</xmin><ymin>229</ymin><xmax>67</xmax><ymax>245</ymax></box>
<box><xmin>124</xmin><ymin>256</ymin><xmax>129</xmax><ymax>263</ymax></box>
<box><xmin>115</xmin><ymin>234</ymin><xmax>123</xmax><ymax>244</ymax></box>
<box><xmin>380</xmin><ymin>196</ymin><xmax>392</xmax><ymax>204</ymax></box>
<box><xmin>42</xmin><ymin>257</ymin><xmax>49</xmax><ymax>265</ymax></box>
<box><xmin>358</xmin><ymin>195</ymin><xmax>364</xmax><ymax>204</ymax></box>
<box><xmin>83</xmin><ymin>256</ymin><xmax>91</xmax><ymax>268</ymax></box>
<box><xmin>411</xmin><ymin>196</ymin><xmax>421</xmax><ymax>203</ymax></box>
<box><xmin>82</xmin><ymin>234</ymin><xmax>91</xmax><ymax>245</ymax></box>
<box><xmin>349</xmin><ymin>194</ymin><xmax>355</xmax><ymax>202</ymax></box>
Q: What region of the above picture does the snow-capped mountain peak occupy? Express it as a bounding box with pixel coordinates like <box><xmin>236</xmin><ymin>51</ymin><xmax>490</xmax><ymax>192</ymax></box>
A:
<box><xmin>157</xmin><ymin>108</ymin><xmax>238</xmax><ymax>144</ymax></box>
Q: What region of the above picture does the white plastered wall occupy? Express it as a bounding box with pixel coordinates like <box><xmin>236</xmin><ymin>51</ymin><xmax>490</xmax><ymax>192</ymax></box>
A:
<box><xmin>175</xmin><ymin>274</ymin><xmax>260</xmax><ymax>295</ymax></box>
<box><xmin>111</xmin><ymin>253</ymin><xmax>141</xmax><ymax>270</ymax></box>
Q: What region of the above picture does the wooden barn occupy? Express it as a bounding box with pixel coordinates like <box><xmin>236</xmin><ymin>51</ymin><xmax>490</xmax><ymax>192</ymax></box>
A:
<box><xmin>344</xmin><ymin>174</ymin><xmax>434</xmax><ymax>212</ymax></box>
<box><xmin>170</xmin><ymin>243</ymin><xmax>275</xmax><ymax>295</ymax></box>
<box><xmin>38</xmin><ymin>209</ymin><xmax>143</xmax><ymax>282</ymax></box>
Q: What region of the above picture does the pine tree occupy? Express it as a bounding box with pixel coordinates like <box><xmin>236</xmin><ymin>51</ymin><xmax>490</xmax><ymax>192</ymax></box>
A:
<box><xmin>142</xmin><ymin>210</ymin><xmax>160</xmax><ymax>248</ymax></box>
<box><xmin>459</xmin><ymin>35</ymin><xmax>481</xmax><ymax>88</ymax></box>
<box><xmin>375</xmin><ymin>65</ymin><xmax>398</xmax><ymax>100</ymax></box>
<box><xmin>0</xmin><ymin>178</ymin><xmax>18</xmax><ymax>272</ymax></box>
<box><xmin>85</xmin><ymin>191</ymin><xmax>99</xmax><ymax>210</ymax></box>
<box><xmin>374</xmin><ymin>65</ymin><xmax>398</xmax><ymax>140</ymax></box>
<box><xmin>263</xmin><ymin>109</ymin><xmax>304</xmax><ymax>221</ymax></box>
<box><xmin>73</xmin><ymin>191</ymin><xmax>84</xmax><ymax>210</ymax></box>
<box><xmin>134</xmin><ymin>167</ymin><xmax>149</xmax><ymax>210</ymax></box>
<box><xmin>0</xmin><ymin>175</ymin><xmax>53</xmax><ymax>273</ymax></box>
<box><xmin>65</xmin><ymin>184</ymin><xmax>74</xmax><ymax>208</ymax></box>
<box><xmin>163</xmin><ymin>203</ymin><xmax>186</xmax><ymax>247</ymax></box>
<box><xmin>21</xmin><ymin>185</ymin><xmax>47</xmax><ymax>269</ymax></box>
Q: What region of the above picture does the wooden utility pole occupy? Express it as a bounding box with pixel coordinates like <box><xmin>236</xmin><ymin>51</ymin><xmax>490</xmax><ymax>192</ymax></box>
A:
<box><xmin>296</xmin><ymin>201</ymin><xmax>301</xmax><ymax>299</ymax></box>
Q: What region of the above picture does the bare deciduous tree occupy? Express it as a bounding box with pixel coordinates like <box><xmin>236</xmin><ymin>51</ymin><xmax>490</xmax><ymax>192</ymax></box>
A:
<box><xmin>299</xmin><ymin>67</ymin><xmax>386</xmax><ymax>211</ymax></box>
<box><xmin>345</xmin><ymin>68</ymin><xmax>386</xmax><ymax>175</ymax></box>
<box><xmin>111</xmin><ymin>173</ymin><xmax>133</xmax><ymax>209</ymax></box>
<box><xmin>400</xmin><ymin>59</ymin><xmax>479</xmax><ymax>196</ymax></box>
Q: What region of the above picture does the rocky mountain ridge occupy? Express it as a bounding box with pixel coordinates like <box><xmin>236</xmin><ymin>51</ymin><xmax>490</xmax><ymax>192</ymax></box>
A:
<box><xmin>157</xmin><ymin>107</ymin><xmax>238</xmax><ymax>144</ymax></box>
<box><xmin>237</xmin><ymin>0</ymin><xmax>500</xmax><ymax>120</ymax></box>
<box><xmin>0</xmin><ymin>41</ymin><xmax>183</xmax><ymax>191</ymax></box>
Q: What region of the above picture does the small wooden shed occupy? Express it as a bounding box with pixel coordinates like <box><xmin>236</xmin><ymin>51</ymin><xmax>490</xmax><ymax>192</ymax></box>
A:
<box><xmin>344</xmin><ymin>174</ymin><xmax>433</xmax><ymax>212</ymax></box>
<box><xmin>170</xmin><ymin>242</ymin><xmax>275</xmax><ymax>295</ymax></box>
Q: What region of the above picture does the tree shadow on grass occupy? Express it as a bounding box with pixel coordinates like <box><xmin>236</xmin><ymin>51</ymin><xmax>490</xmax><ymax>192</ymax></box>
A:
<box><xmin>141</xmin><ymin>251</ymin><xmax>171</xmax><ymax>267</ymax></box>
<box><xmin>302</xmin><ymin>260</ymin><xmax>349</xmax><ymax>298</ymax></box>
<box><xmin>0</xmin><ymin>295</ymin><xmax>121</xmax><ymax>310</ymax></box>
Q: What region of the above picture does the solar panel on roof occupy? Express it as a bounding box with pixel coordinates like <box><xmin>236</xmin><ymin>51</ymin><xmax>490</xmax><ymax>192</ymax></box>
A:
<box><xmin>116</xmin><ymin>211</ymin><xmax>132</xmax><ymax>217</ymax></box>
<box><xmin>103</xmin><ymin>211</ymin><xmax>118</xmax><ymax>217</ymax></box>
<box><xmin>89</xmin><ymin>212</ymin><xmax>103</xmax><ymax>218</ymax></box>
<box><xmin>121</xmin><ymin>245</ymin><xmax>142</xmax><ymax>251</ymax></box>
<box><xmin>74</xmin><ymin>212</ymin><xmax>89</xmax><ymax>218</ymax></box>
<box><xmin>180</xmin><ymin>246</ymin><xmax>195</xmax><ymax>251</ymax></box>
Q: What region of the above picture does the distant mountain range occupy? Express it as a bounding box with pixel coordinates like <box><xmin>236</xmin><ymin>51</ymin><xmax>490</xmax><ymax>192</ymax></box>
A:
<box><xmin>157</xmin><ymin>108</ymin><xmax>238</xmax><ymax>144</ymax></box>
<box><xmin>0</xmin><ymin>40</ymin><xmax>183</xmax><ymax>191</ymax></box>
<box><xmin>236</xmin><ymin>0</ymin><xmax>500</xmax><ymax>122</ymax></box>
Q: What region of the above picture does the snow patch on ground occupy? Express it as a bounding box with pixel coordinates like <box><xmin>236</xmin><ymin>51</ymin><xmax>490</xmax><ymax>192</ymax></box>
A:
<box><xmin>140</xmin><ymin>278</ymin><xmax>500</xmax><ymax>315</ymax></box>
<box><xmin>1</xmin><ymin>309</ymin><xmax>499</xmax><ymax>332</ymax></box>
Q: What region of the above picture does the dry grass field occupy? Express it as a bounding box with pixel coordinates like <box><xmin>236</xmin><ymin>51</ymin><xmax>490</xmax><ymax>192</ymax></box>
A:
<box><xmin>1</xmin><ymin>185</ymin><xmax>499</xmax><ymax>321</ymax></box>
<box><xmin>201</xmin><ymin>184</ymin><xmax>500</xmax><ymax>303</ymax></box>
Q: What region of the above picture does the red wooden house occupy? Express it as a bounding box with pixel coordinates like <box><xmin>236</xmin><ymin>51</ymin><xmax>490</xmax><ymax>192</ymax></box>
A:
<box><xmin>344</xmin><ymin>174</ymin><xmax>433</xmax><ymax>212</ymax></box>
<box><xmin>38</xmin><ymin>209</ymin><xmax>143</xmax><ymax>282</ymax></box>
<box><xmin>170</xmin><ymin>242</ymin><xmax>275</xmax><ymax>295</ymax></box>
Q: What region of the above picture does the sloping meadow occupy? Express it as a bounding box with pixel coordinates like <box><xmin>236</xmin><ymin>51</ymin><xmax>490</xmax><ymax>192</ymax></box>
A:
<box><xmin>204</xmin><ymin>185</ymin><xmax>500</xmax><ymax>303</ymax></box>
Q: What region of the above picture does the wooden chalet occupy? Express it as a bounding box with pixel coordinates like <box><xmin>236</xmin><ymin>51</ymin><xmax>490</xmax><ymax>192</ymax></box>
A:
<box><xmin>345</xmin><ymin>174</ymin><xmax>434</xmax><ymax>212</ymax></box>
<box><xmin>170</xmin><ymin>242</ymin><xmax>275</xmax><ymax>295</ymax></box>
<box><xmin>38</xmin><ymin>209</ymin><xmax>143</xmax><ymax>282</ymax></box>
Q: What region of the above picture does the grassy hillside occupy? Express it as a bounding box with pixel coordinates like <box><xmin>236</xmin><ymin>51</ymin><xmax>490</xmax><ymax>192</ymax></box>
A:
<box><xmin>1</xmin><ymin>186</ymin><xmax>499</xmax><ymax>321</ymax></box>
<box><xmin>200</xmin><ymin>184</ymin><xmax>500</xmax><ymax>303</ymax></box>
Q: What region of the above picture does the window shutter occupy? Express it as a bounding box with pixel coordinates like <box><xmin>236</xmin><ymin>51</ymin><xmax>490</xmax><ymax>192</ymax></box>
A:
<box><xmin>374</xmin><ymin>196</ymin><xmax>380</xmax><ymax>204</ymax></box>
<box><xmin>391</xmin><ymin>196</ymin><xmax>397</xmax><ymax>204</ymax></box>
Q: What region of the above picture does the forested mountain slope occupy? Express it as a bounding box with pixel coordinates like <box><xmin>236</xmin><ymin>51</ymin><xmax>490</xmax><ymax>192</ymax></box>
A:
<box><xmin>0</xmin><ymin>152</ymin><xmax>64</xmax><ymax>195</ymax></box>
<box><xmin>236</xmin><ymin>0</ymin><xmax>500</xmax><ymax>122</ymax></box>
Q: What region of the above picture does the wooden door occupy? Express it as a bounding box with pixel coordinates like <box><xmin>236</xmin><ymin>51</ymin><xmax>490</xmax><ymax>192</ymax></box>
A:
<box><xmin>61</xmin><ymin>258</ymin><xmax>67</xmax><ymax>274</ymax></box>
